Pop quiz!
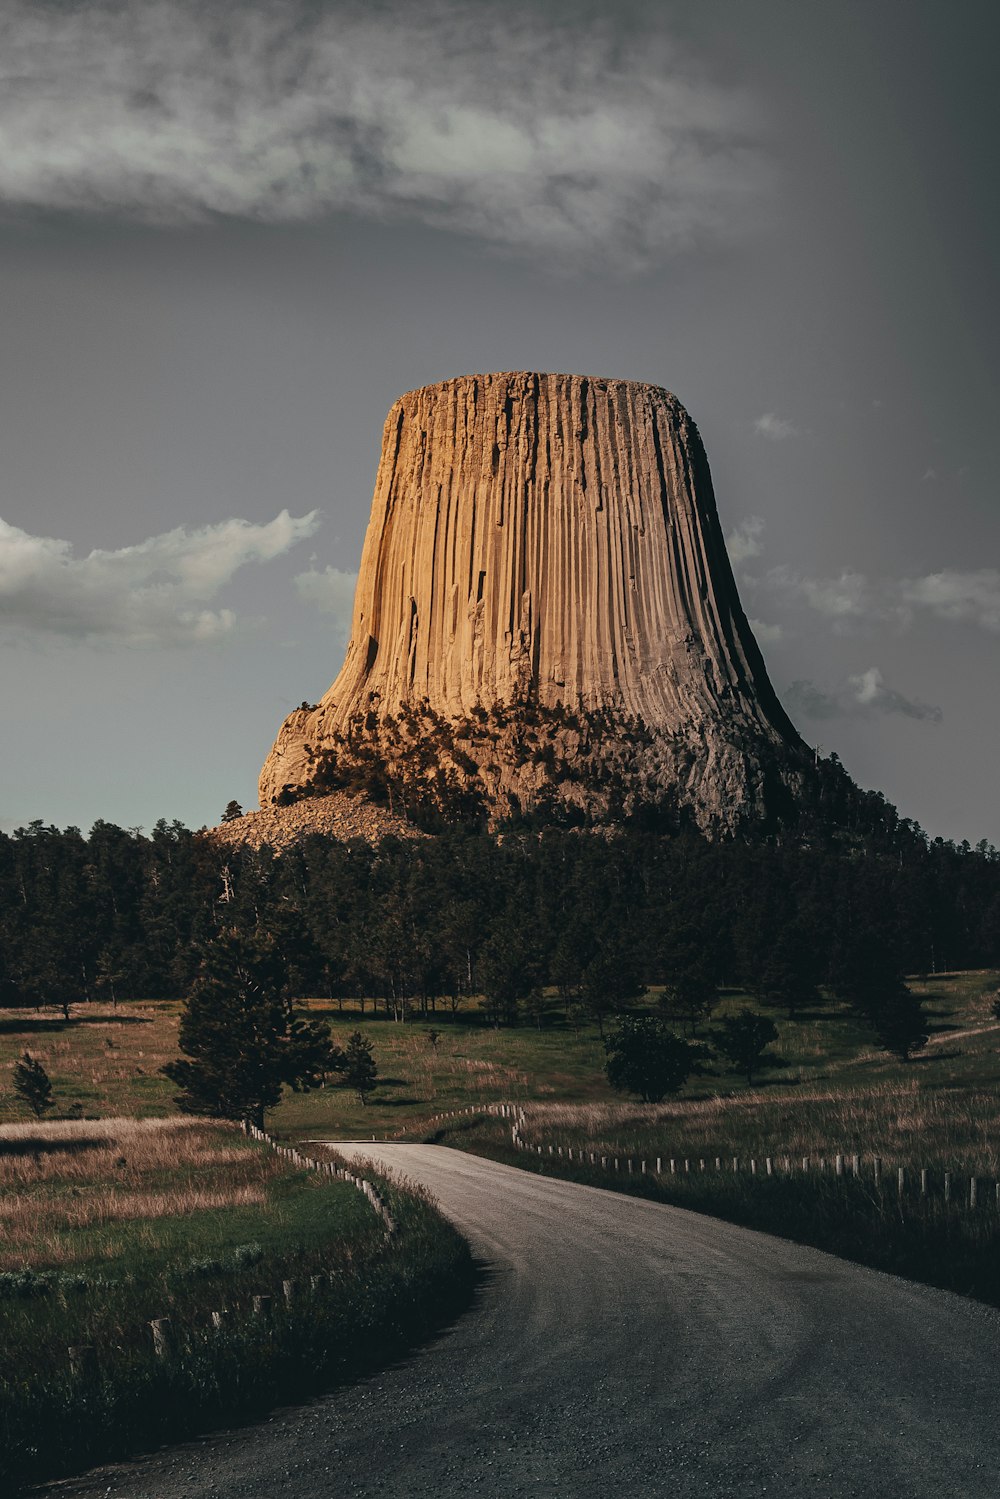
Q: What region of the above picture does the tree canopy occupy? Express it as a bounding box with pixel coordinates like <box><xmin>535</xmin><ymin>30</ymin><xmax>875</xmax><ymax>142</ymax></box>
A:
<box><xmin>711</xmin><ymin>1009</ymin><xmax>779</xmax><ymax>1084</ymax></box>
<box><xmin>162</xmin><ymin>928</ymin><xmax>340</xmax><ymax>1127</ymax></box>
<box><xmin>604</xmin><ymin>1017</ymin><xmax>709</xmax><ymax>1103</ymax></box>
<box><xmin>0</xmin><ymin>801</ymin><xmax>997</xmax><ymax>1033</ymax></box>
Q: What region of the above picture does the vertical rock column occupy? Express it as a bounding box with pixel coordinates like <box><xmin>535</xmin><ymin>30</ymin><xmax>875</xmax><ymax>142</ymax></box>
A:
<box><xmin>260</xmin><ymin>372</ymin><xmax>806</xmax><ymax>828</ymax></box>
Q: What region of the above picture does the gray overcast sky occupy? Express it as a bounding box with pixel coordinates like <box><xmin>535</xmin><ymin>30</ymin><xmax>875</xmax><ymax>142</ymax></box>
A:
<box><xmin>1</xmin><ymin>0</ymin><xmax>997</xmax><ymax>843</ymax></box>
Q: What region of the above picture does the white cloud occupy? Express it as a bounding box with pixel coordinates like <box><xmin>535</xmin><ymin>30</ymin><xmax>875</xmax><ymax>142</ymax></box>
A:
<box><xmin>784</xmin><ymin>668</ymin><xmax>941</xmax><ymax>724</ymax></box>
<box><xmin>749</xmin><ymin>617</ymin><xmax>782</xmax><ymax>645</ymax></box>
<box><xmin>295</xmin><ymin>565</ymin><xmax>357</xmax><ymax>634</ymax></box>
<box><xmin>764</xmin><ymin>566</ymin><xmax>875</xmax><ymax>627</ymax></box>
<box><xmin>727</xmin><ymin>516</ymin><xmax>765</xmax><ymax>565</ymax></box>
<box><xmin>899</xmin><ymin>570</ymin><xmax>1000</xmax><ymax>633</ymax></box>
<box><xmin>0</xmin><ymin>1</ymin><xmax>767</xmax><ymax>268</ymax></box>
<box><xmin>846</xmin><ymin>666</ymin><xmax>942</xmax><ymax>722</ymax></box>
<box><xmin>0</xmin><ymin>509</ymin><xmax>319</xmax><ymax>646</ymax></box>
<box><xmin>753</xmin><ymin>412</ymin><xmax>798</xmax><ymax>441</ymax></box>
<box><xmin>762</xmin><ymin>564</ymin><xmax>1000</xmax><ymax>636</ymax></box>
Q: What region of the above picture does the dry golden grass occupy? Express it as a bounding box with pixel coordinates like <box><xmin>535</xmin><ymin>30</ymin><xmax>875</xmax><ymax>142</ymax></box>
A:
<box><xmin>517</xmin><ymin>1078</ymin><xmax>1000</xmax><ymax>1176</ymax></box>
<box><xmin>0</xmin><ymin>1117</ymin><xmax>286</xmax><ymax>1270</ymax></box>
<box><xmin>0</xmin><ymin>1002</ymin><xmax>180</xmax><ymax>1121</ymax></box>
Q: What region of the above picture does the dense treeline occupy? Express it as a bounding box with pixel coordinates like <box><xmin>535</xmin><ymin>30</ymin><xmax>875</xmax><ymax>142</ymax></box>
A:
<box><xmin>1</xmin><ymin>793</ymin><xmax>998</xmax><ymax>1026</ymax></box>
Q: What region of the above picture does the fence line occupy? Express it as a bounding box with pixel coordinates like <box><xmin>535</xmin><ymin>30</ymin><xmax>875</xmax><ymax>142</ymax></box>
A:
<box><xmin>64</xmin><ymin>1120</ymin><xmax>397</xmax><ymax>1382</ymax></box>
<box><xmin>501</xmin><ymin>1120</ymin><xmax>991</xmax><ymax>1211</ymax></box>
<box><xmin>242</xmin><ymin>1121</ymin><xmax>397</xmax><ymax>1235</ymax></box>
<box><xmin>402</xmin><ymin>1102</ymin><xmax>996</xmax><ymax>1214</ymax></box>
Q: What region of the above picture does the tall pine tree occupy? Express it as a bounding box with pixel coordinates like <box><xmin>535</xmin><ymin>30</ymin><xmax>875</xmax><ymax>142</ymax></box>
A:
<box><xmin>163</xmin><ymin>929</ymin><xmax>341</xmax><ymax>1127</ymax></box>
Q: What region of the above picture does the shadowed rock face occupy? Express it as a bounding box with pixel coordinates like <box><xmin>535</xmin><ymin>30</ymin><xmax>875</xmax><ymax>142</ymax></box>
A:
<box><xmin>260</xmin><ymin>372</ymin><xmax>809</xmax><ymax>829</ymax></box>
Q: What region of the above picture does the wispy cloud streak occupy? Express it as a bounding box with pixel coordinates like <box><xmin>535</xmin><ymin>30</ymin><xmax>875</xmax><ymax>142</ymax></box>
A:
<box><xmin>753</xmin><ymin>412</ymin><xmax>798</xmax><ymax>441</ymax></box>
<box><xmin>0</xmin><ymin>1</ymin><xmax>767</xmax><ymax>267</ymax></box>
<box><xmin>295</xmin><ymin>563</ymin><xmax>357</xmax><ymax>639</ymax></box>
<box><xmin>784</xmin><ymin>668</ymin><xmax>942</xmax><ymax>724</ymax></box>
<box><xmin>0</xmin><ymin>510</ymin><xmax>319</xmax><ymax>646</ymax></box>
<box><xmin>761</xmin><ymin>565</ymin><xmax>1000</xmax><ymax>635</ymax></box>
<box><xmin>727</xmin><ymin>516</ymin><xmax>765</xmax><ymax>565</ymax></box>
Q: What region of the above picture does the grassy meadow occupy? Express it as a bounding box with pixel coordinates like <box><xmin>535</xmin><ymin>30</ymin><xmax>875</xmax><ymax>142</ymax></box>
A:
<box><xmin>2</xmin><ymin>969</ymin><xmax>1000</xmax><ymax>1156</ymax></box>
<box><xmin>0</xmin><ymin>1117</ymin><xmax>377</xmax><ymax>1354</ymax></box>
<box><xmin>3</xmin><ymin>968</ymin><xmax>1000</xmax><ymax>1478</ymax></box>
<box><xmin>0</xmin><ymin>1114</ymin><xmax>473</xmax><ymax>1488</ymax></box>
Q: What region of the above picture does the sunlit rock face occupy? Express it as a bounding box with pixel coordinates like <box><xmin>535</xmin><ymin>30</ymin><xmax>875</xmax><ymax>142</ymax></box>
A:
<box><xmin>260</xmin><ymin>372</ymin><xmax>809</xmax><ymax>829</ymax></box>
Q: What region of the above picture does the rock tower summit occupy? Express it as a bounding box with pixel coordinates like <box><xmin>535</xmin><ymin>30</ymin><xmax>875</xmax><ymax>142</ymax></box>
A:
<box><xmin>260</xmin><ymin>372</ymin><xmax>808</xmax><ymax>829</ymax></box>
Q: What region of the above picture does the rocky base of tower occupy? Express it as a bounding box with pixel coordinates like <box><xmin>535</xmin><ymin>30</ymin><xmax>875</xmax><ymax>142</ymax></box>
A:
<box><xmin>206</xmin><ymin>789</ymin><xmax>425</xmax><ymax>852</ymax></box>
<box><xmin>261</xmin><ymin>697</ymin><xmax>810</xmax><ymax>834</ymax></box>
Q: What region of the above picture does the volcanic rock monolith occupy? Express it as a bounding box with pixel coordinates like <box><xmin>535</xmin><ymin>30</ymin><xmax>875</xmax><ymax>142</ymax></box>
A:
<box><xmin>260</xmin><ymin>372</ymin><xmax>809</xmax><ymax>830</ymax></box>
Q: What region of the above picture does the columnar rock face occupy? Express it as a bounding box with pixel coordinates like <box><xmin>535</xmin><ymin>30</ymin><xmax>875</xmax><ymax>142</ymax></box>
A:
<box><xmin>260</xmin><ymin>372</ymin><xmax>809</xmax><ymax>829</ymax></box>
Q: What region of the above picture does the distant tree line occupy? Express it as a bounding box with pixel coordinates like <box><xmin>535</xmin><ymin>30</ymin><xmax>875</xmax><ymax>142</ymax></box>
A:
<box><xmin>0</xmin><ymin>798</ymin><xmax>997</xmax><ymax>1043</ymax></box>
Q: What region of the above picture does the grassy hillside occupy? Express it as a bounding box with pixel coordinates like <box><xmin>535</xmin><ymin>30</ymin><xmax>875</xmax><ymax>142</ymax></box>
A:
<box><xmin>2</xmin><ymin>970</ymin><xmax>998</xmax><ymax>1156</ymax></box>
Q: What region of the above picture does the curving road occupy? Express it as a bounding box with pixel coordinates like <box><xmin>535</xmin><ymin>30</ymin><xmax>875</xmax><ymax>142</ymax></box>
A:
<box><xmin>51</xmin><ymin>1144</ymin><xmax>1000</xmax><ymax>1499</ymax></box>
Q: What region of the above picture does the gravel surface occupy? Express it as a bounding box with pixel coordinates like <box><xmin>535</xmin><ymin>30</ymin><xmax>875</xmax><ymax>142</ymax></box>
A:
<box><xmin>206</xmin><ymin>793</ymin><xmax>423</xmax><ymax>852</ymax></box>
<box><xmin>46</xmin><ymin>1144</ymin><xmax>1000</xmax><ymax>1499</ymax></box>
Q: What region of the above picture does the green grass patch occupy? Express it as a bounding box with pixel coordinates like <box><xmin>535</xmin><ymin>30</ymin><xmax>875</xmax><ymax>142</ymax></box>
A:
<box><xmin>0</xmin><ymin>1119</ymin><xmax>474</xmax><ymax>1491</ymax></box>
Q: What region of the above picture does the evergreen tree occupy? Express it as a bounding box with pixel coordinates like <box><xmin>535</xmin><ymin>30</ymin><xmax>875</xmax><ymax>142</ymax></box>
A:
<box><xmin>478</xmin><ymin>916</ymin><xmax>542</xmax><ymax>1027</ymax></box>
<box><xmin>12</xmin><ymin>1052</ymin><xmax>54</xmax><ymax>1118</ymax></box>
<box><xmin>744</xmin><ymin>929</ymin><xmax>822</xmax><ymax>1020</ymax></box>
<box><xmin>344</xmin><ymin>1030</ymin><xmax>378</xmax><ymax>1105</ymax></box>
<box><xmin>220</xmin><ymin>801</ymin><xmax>244</xmax><ymax>823</ymax></box>
<box><xmin>162</xmin><ymin>929</ymin><xmax>340</xmax><ymax>1127</ymax></box>
<box><xmin>873</xmin><ymin>989</ymin><xmax>929</xmax><ymax>1061</ymax></box>
<box><xmin>604</xmin><ymin>1017</ymin><xmax>709</xmax><ymax>1103</ymax></box>
<box><xmin>580</xmin><ymin>938</ymin><xmax>646</xmax><ymax>1037</ymax></box>
<box><xmin>711</xmin><ymin>1009</ymin><xmax>779</xmax><ymax>1085</ymax></box>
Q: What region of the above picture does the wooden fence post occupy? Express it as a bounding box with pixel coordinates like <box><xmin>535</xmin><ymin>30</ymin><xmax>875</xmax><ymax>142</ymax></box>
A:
<box><xmin>944</xmin><ymin>1171</ymin><xmax>951</xmax><ymax>1202</ymax></box>
<box><xmin>211</xmin><ymin>1309</ymin><xmax>231</xmax><ymax>1331</ymax></box>
<box><xmin>150</xmin><ymin>1318</ymin><xmax>174</xmax><ymax>1358</ymax></box>
<box><xmin>253</xmin><ymin>1294</ymin><xmax>273</xmax><ymax>1321</ymax></box>
<box><xmin>835</xmin><ymin>1154</ymin><xmax>844</xmax><ymax>1177</ymax></box>
<box><xmin>970</xmin><ymin>1177</ymin><xmax>978</xmax><ymax>1208</ymax></box>
<box><xmin>732</xmin><ymin>1156</ymin><xmax>738</xmax><ymax>1172</ymax></box>
<box><xmin>656</xmin><ymin>1157</ymin><xmax>662</xmax><ymax>1174</ymax></box>
<box><xmin>898</xmin><ymin>1167</ymin><xmax>905</xmax><ymax>1195</ymax></box>
<box><xmin>283</xmin><ymin>1279</ymin><xmax>298</xmax><ymax>1306</ymax></box>
<box><xmin>873</xmin><ymin>1156</ymin><xmax>882</xmax><ymax>1187</ymax></box>
<box><xmin>852</xmin><ymin>1154</ymin><xmax>860</xmax><ymax>1178</ymax></box>
<box><xmin>751</xmin><ymin>1159</ymin><xmax>757</xmax><ymax>1176</ymax></box>
<box><xmin>801</xmin><ymin>1157</ymin><xmax>808</xmax><ymax>1172</ymax></box>
<box><xmin>766</xmin><ymin>1158</ymin><xmax>773</xmax><ymax>1177</ymax></box>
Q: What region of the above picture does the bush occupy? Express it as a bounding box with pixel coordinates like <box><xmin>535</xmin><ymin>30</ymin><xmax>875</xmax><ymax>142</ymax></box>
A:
<box><xmin>605</xmin><ymin>1017</ymin><xmax>710</xmax><ymax>1103</ymax></box>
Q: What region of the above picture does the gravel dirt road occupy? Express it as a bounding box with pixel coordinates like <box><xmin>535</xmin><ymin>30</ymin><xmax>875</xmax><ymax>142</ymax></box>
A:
<box><xmin>47</xmin><ymin>1143</ymin><xmax>1000</xmax><ymax>1499</ymax></box>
